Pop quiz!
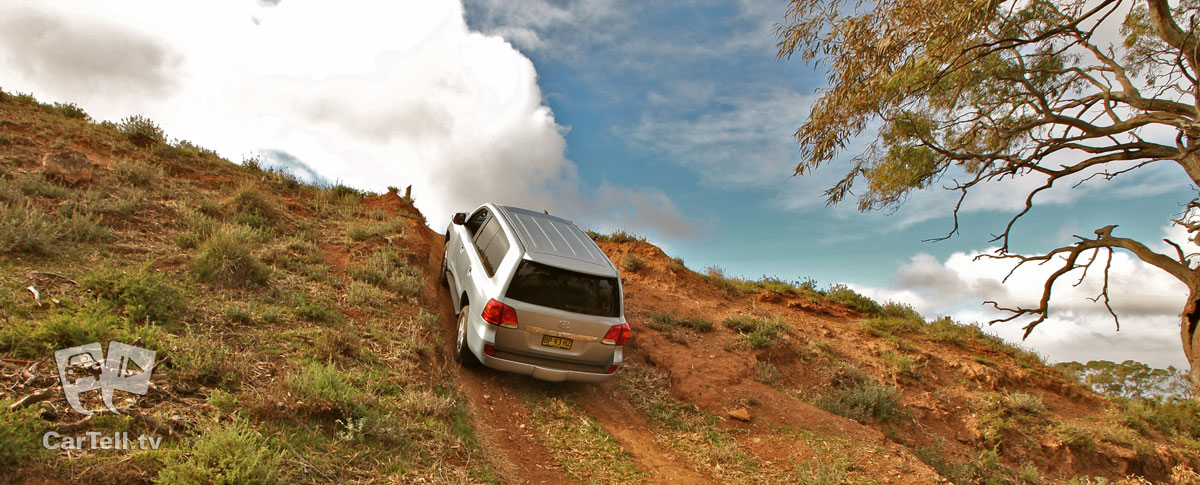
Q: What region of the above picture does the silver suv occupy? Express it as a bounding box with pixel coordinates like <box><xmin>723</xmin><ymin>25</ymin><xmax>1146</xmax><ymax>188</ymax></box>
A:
<box><xmin>440</xmin><ymin>204</ymin><xmax>630</xmax><ymax>382</ymax></box>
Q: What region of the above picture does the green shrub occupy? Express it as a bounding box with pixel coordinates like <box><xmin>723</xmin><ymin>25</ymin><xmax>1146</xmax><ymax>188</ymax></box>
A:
<box><xmin>157</xmin><ymin>420</ymin><xmax>284</xmax><ymax>485</ymax></box>
<box><xmin>666</xmin><ymin>257</ymin><xmax>686</xmax><ymax>272</ymax></box>
<box><xmin>816</xmin><ymin>374</ymin><xmax>903</xmax><ymax>423</ymax></box>
<box><xmin>0</xmin><ymin>402</ymin><xmax>51</xmax><ymax>468</ymax></box>
<box><xmin>346</xmin><ymin>219</ymin><xmax>405</xmax><ymax>241</ymax></box>
<box><xmin>174</xmin><ymin>210</ymin><xmax>219</xmax><ymax>249</ymax></box>
<box><xmin>170</xmin><ymin>340</ymin><xmax>238</xmax><ymax>386</ymax></box>
<box><xmin>825</xmin><ymin>284</ymin><xmax>882</xmax><ymax>314</ymax></box>
<box><xmin>349</xmin><ymin>247</ymin><xmax>422</xmax><ymax>298</ymax></box>
<box><xmin>208</xmin><ymin>389</ymin><xmax>240</xmax><ymax>415</ymax></box>
<box><xmin>861</xmin><ymin>316</ymin><xmax>923</xmax><ymax>338</ymax></box>
<box><xmin>83</xmin><ymin>269</ymin><xmax>185</xmax><ymax>326</ymax></box>
<box><xmin>287</xmin><ymin>362</ymin><xmax>366</xmax><ymax>419</ymax></box>
<box><xmin>17</xmin><ymin>175</ymin><xmax>70</xmax><ymax>199</ymax></box>
<box><xmin>192</xmin><ymin>225</ymin><xmax>271</xmax><ymax>287</ymax></box>
<box><xmin>348</xmin><ymin>281</ymin><xmax>391</xmax><ymax>311</ymax></box>
<box><xmin>222</xmin><ymin>305</ymin><xmax>256</xmax><ymax>325</ymax></box>
<box><xmin>722</xmin><ymin>314</ymin><xmax>786</xmax><ymax>348</ymax></box>
<box><xmin>0</xmin><ymin>306</ymin><xmax>119</xmax><ymax>358</ymax></box>
<box><xmin>621</xmin><ymin>254</ymin><xmax>645</xmax><ymax>273</ymax></box>
<box><xmin>292</xmin><ymin>294</ymin><xmax>341</xmax><ymax>324</ymax></box>
<box><xmin>1049</xmin><ymin>422</ymin><xmax>1096</xmax><ymax>450</ymax></box>
<box><xmin>883</xmin><ymin>350</ymin><xmax>921</xmax><ymax>378</ymax></box>
<box><xmin>227</xmin><ymin>184</ymin><xmax>285</xmax><ymax>228</ymax></box>
<box><xmin>679</xmin><ymin>316</ymin><xmax>715</xmax><ymax>332</ymax></box>
<box><xmin>59</xmin><ymin>210</ymin><xmax>108</xmax><ymax>243</ymax></box>
<box><xmin>51</xmin><ymin>102</ymin><xmax>90</xmax><ymax>120</ymax></box>
<box><xmin>112</xmin><ymin>158</ymin><xmax>164</xmax><ymax>188</ymax></box>
<box><xmin>754</xmin><ymin>361</ymin><xmax>782</xmax><ymax>384</ymax></box>
<box><xmin>0</xmin><ymin>201</ymin><xmax>60</xmax><ymax>255</ymax></box>
<box><xmin>118</xmin><ymin>114</ymin><xmax>165</xmax><ymax>148</ymax></box>
<box><xmin>1122</xmin><ymin>398</ymin><xmax>1200</xmax><ymax>439</ymax></box>
<box><xmin>590</xmin><ymin>230</ymin><xmax>645</xmax><ymax>243</ymax></box>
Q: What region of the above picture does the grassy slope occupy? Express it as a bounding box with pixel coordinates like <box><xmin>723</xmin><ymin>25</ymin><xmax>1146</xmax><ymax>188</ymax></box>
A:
<box><xmin>2</xmin><ymin>90</ymin><xmax>1200</xmax><ymax>484</ymax></box>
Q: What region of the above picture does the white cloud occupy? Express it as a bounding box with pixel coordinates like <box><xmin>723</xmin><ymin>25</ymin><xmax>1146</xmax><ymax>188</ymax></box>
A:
<box><xmin>849</xmin><ymin>225</ymin><xmax>1196</xmax><ymax>368</ymax></box>
<box><xmin>0</xmin><ymin>0</ymin><xmax>694</xmax><ymax>236</ymax></box>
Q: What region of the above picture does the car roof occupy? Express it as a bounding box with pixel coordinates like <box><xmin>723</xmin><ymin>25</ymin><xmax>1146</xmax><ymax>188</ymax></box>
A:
<box><xmin>491</xmin><ymin>205</ymin><xmax>618</xmax><ymax>278</ymax></box>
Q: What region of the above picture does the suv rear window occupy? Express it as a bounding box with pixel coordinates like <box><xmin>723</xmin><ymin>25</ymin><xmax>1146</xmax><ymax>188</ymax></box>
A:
<box><xmin>506</xmin><ymin>261</ymin><xmax>620</xmax><ymax>317</ymax></box>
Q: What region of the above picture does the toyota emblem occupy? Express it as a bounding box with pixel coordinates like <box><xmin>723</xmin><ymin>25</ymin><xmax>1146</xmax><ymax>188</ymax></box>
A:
<box><xmin>558</xmin><ymin>320</ymin><xmax>570</xmax><ymax>330</ymax></box>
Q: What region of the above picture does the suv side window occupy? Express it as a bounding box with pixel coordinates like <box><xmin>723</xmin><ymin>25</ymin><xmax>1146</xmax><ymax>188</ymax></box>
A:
<box><xmin>465</xmin><ymin>208</ymin><xmax>488</xmax><ymax>237</ymax></box>
<box><xmin>481</xmin><ymin>227</ymin><xmax>510</xmax><ymax>277</ymax></box>
<box><xmin>473</xmin><ymin>217</ymin><xmax>506</xmax><ymax>276</ymax></box>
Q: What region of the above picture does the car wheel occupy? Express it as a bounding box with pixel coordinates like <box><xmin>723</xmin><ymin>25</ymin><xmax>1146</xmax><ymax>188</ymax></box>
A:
<box><xmin>453</xmin><ymin>304</ymin><xmax>473</xmax><ymax>364</ymax></box>
<box><xmin>439</xmin><ymin>250</ymin><xmax>449</xmax><ymax>287</ymax></box>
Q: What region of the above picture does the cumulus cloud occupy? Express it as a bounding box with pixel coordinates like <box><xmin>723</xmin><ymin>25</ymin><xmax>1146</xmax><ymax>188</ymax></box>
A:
<box><xmin>850</xmin><ymin>225</ymin><xmax>1197</xmax><ymax>368</ymax></box>
<box><xmin>0</xmin><ymin>6</ymin><xmax>182</xmax><ymax>101</ymax></box>
<box><xmin>0</xmin><ymin>0</ymin><xmax>693</xmax><ymax>237</ymax></box>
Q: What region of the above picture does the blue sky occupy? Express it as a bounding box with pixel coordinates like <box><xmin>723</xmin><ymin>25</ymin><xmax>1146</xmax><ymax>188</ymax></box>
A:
<box><xmin>0</xmin><ymin>0</ymin><xmax>1193</xmax><ymax>368</ymax></box>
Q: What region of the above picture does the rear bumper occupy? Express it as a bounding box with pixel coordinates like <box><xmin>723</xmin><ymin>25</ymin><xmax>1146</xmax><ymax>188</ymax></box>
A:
<box><xmin>478</xmin><ymin>352</ymin><xmax>617</xmax><ymax>383</ymax></box>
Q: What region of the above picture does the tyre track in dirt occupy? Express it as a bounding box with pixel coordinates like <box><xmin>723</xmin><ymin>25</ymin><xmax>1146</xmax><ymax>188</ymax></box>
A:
<box><xmin>570</xmin><ymin>383</ymin><xmax>716</xmax><ymax>484</ymax></box>
<box><xmin>396</xmin><ymin>203</ymin><xmax>573</xmax><ymax>485</ymax></box>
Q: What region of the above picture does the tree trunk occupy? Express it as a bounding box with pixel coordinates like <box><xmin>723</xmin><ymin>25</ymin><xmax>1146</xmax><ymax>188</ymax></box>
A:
<box><xmin>1184</xmin><ymin>283</ymin><xmax>1200</xmax><ymax>397</ymax></box>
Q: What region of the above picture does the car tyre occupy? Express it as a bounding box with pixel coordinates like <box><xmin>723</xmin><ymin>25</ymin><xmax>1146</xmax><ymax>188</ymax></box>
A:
<box><xmin>453</xmin><ymin>304</ymin><xmax>474</xmax><ymax>365</ymax></box>
<box><xmin>439</xmin><ymin>251</ymin><xmax>449</xmax><ymax>287</ymax></box>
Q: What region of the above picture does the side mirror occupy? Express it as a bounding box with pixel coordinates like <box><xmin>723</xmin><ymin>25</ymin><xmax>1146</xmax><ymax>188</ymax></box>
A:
<box><xmin>452</xmin><ymin>212</ymin><xmax>467</xmax><ymax>225</ymax></box>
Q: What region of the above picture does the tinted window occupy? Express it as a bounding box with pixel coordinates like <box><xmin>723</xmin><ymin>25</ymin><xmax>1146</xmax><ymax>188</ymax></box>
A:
<box><xmin>481</xmin><ymin>229</ymin><xmax>510</xmax><ymax>277</ymax></box>
<box><xmin>465</xmin><ymin>209</ymin><xmax>488</xmax><ymax>237</ymax></box>
<box><xmin>506</xmin><ymin>261</ymin><xmax>620</xmax><ymax>317</ymax></box>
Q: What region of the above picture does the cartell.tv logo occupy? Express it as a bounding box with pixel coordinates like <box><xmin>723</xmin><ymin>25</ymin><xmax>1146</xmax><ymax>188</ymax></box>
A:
<box><xmin>54</xmin><ymin>341</ymin><xmax>155</xmax><ymax>415</ymax></box>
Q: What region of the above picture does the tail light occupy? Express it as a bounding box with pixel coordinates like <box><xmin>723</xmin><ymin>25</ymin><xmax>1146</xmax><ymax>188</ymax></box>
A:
<box><xmin>606</xmin><ymin>364</ymin><xmax>619</xmax><ymax>374</ymax></box>
<box><xmin>481</xmin><ymin>299</ymin><xmax>518</xmax><ymax>328</ymax></box>
<box><xmin>602</xmin><ymin>323</ymin><xmax>631</xmax><ymax>345</ymax></box>
<box><xmin>484</xmin><ymin>344</ymin><xmax>495</xmax><ymax>356</ymax></box>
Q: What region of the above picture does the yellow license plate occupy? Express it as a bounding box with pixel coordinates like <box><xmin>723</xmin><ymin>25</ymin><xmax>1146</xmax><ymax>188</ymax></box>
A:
<box><xmin>541</xmin><ymin>335</ymin><xmax>573</xmax><ymax>350</ymax></box>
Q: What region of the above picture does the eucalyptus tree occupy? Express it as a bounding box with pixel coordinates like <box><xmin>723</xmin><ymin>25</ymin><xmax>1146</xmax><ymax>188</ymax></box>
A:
<box><xmin>776</xmin><ymin>0</ymin><xmax>1200</xmax><ymax>388</ymax></box>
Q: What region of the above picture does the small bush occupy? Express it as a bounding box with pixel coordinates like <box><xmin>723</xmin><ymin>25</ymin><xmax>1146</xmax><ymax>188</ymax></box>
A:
<box><xmin>621</xmin><ymin>254</ymin><xmax>645</xmax><ymax>273</ymax></box>
<box><xmin>816</xmin><ymin>373</ymin><xmax>903</xmax><ymax>423</ymax></box>
<box><xmin>157</xmin><ymin>420</ymin><xmax>284</xmax><ymax>485</ymax></box>
<box><xmin>83</xmin><ymin>269</ymin><xmax>186</xmax><ymax>326</ymax></box>
<box><xmin>1000</xmin><ymin>392</ymin><xmax>1046</xmax><ymax>416</ymax></box>
<box><xmin>208</xmin><ymin>389</ymin><xmax>240</xmax><ymax>415</ymax></box>
<box><xmin>0</xmin><ymin>402</ymin><xmax>51</xmax><ymax>468</ymax></box>
<box><xmin>346</xmin><ymin>219</ymin><xmax>405</xmax><ymax>241</ymax></box>
<box><xmin>883</xmin><ymin>350</ymin><xmax>921</xmax><ymax>378</ymax></box>
<box><xmin>51</xmin><ymin>102</ymin><xmax>90</xmax><ymax>120</ymax></box>
<box><xmin>17</xmin><ymin>175</ymin><xmax>70</xmax><ymax>199</ymax></box>
<box><xmin>222</xmin><ymin>305</ymin><xmax>256</xmax><ymax>325</ymax></box>
<box><xmin>59</xmin><ymin>210</ymin><xmax>108</xmax><ymax>243</ymax></box>
<box><xmin>861</xmin><ymin>316</ymin><xmax>923</xmax><ymax>338</ymax></box>
<box><xmin>227</xmin><ymin>184</ymin><xmax>285</xmax><ymax>228</ymax></box>
<box><xmin>0</xmin><ymin>306</ymin><xmax>118</xmax><ymax>358</ymax></box>
<box><xmin>348</xmin><ymin>281</ymin><xmax>391</xmax><ymax>311</ymax></box>
<box><xmin>118</xmin><ymin>114</ymin><xmax>166</xmax><ymax>148</ymax></box>
<box><xmin>170</xmin><ymin>340</ymin><xmax>238</xmax><ymax>386</ymax></box>
<box><xmin>825</xmin><ymin>284</ymin><xmax>882</xmax><ymax>314</ymax></box>
<box><xmin>679</xmin><ymin>316</ymin><xmax>715</xmax><ymax>332</ymax></box>
<box><xmin>192</xmin><ymin>225</ymin><xmax>271</xmax><ymax>287</ymax></box>
<box><xmin>754</xmin><ymin>361</ymin><xmax>782</xmax><ymax>384</ymax></box>
<box><xmin>1049</xmin><ymin>422</ymin><xmax>1096</xmax><ymax>450</ymax></box>
<box><xmin>315</xmin><ymin>326</ymin><xmax>366</xmax><ymax>363</ymax></box>
<box><xmin>590</xmin><ymin>230</ymin><xmax>645</xmax><ymax>243</ymax></box>
<box><xmin>287</xmin><ymin>362</ymin><xmax>366</xmax><ymax>419</ymax></box>
<box><xmin>174</xmin><ymin>209</ymin><xmax>220</xmax><ymax>249</ymax></box>
<box><xmin>666</xmin><ymin>257</ymin><xmax>686</xmax><ymax>272</ymax></box>
<box><xmin>112</xmin><ymin>158</ymin><xmax>164</xmax><ymax>188</ymax></box>
<box><xmin>722</xmin><ymin>314</ymin><xmax>786</xmax><ymax>348</ymax></box>
<box><xmin>349</xmin><ymin>247</ymin><xmax>422</xmax><ymax>298</ymax></box>
<box><xmin>292</xmin><ymin>294</ymin><xmax>341</xmax><ymax>324</ymax></box>
<box><xmin>0</xmin><ymin>201</ymin><xmax>59</xmax><ymax>255</ymax></box>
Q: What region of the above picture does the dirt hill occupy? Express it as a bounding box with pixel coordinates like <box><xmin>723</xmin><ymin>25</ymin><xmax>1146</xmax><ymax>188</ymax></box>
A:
<box><xmin>1</xmin><ymin>90</ymin><xmax>1199</xmax><ymax>484</ymax></box>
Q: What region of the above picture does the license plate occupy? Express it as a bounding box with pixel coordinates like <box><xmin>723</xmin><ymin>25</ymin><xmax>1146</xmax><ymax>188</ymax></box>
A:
<box><xmin>541</xmin><ymin>335</ymin><xmax>573</xmax><ymax>350</ymax></box>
